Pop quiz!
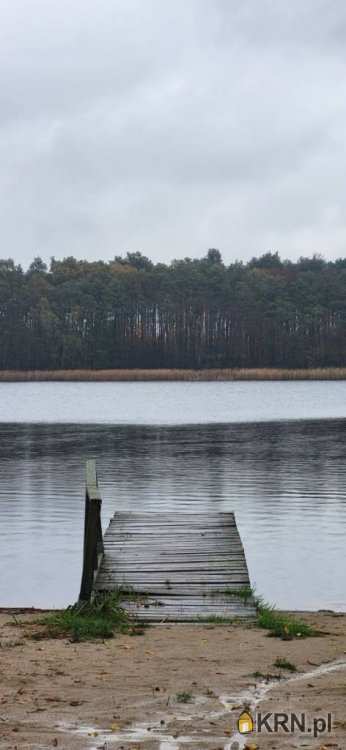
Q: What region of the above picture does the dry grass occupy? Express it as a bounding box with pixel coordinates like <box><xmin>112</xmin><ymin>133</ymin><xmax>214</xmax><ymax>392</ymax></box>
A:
<box><xmin>0</xmin><ymin>367</ymin><xmax>346</xmax><ymax>382</ymax></box>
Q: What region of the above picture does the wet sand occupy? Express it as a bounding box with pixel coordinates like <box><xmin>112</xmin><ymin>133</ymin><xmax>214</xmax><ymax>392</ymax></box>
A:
<box><xmin>0</xmin><ymin>611</ymin><xmax>345</xmax><ymax>749</ymax></box>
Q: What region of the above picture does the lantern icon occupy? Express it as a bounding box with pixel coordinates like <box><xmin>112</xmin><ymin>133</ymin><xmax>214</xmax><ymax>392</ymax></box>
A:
<box><xmin>238</xmin><ymin>710</ymin><xmax>254</xmax><ymax>734</ymax></box>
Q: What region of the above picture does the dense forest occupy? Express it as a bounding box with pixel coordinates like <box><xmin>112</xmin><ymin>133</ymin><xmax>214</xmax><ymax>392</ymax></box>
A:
<box><xmin>0</xmin><ymin>250</ymin><xmax>346</xmax><ymax>370</ymax></box>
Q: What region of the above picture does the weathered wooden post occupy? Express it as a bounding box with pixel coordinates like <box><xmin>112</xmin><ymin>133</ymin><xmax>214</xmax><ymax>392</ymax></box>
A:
<box><xmin>79</xmin><ymin>460</ymin><xmax>104</xmax><ymax>601</ymax></box>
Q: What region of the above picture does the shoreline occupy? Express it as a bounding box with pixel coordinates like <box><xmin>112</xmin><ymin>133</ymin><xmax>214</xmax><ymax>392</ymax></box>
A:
<box><xmin>1</xmin><ymin>366</ymin><xmax>346</xmax><ymax>382</ymax></box>
<box><xmin>1</xmin><ymin>610</ymin><xmax>345</xmax><ymax>749</ymax></box>
<box><xmin>0</xmin><ymin>606</ymin><xmax>344</xmax><ymax>614</ymax></box>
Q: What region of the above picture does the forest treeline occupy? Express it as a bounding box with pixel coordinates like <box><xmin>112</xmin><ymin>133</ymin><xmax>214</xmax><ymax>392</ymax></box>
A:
<box><xmin>1</xmin><ymin>249</ymin><xmax>346</xmax><ymax>370</ymax></box>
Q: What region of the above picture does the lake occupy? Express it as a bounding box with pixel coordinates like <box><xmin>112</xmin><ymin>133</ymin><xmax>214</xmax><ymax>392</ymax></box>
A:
<box><xmin>0</xmin><ymin>381</ymin><xmax>345</xmax><ymax>611</ymax></box>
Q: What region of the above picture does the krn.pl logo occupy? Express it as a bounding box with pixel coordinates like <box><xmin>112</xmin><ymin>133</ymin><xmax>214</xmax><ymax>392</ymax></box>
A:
<box><xmin>238</xmin><ymin>710</ymin><xmax>254</xmax><ymax>734</ymax></box>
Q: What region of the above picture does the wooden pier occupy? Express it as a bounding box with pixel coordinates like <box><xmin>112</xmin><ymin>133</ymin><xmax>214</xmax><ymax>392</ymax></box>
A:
<box><xmin>79</xmin><ymin>461</ymin><xmax>256</xmax><ymax>621</ymax></box>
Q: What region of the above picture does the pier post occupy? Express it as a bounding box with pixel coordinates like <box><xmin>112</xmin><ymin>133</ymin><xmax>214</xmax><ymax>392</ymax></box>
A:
<box><xmin>79</xmin><ymin>460</ymin><xmax>104</xmax><ymax>601</ymax></box>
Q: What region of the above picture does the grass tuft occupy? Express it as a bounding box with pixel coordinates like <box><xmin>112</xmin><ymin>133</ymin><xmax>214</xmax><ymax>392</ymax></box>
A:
<box><xmin>273</xmin><ymin>658</ymin><xmax>297</xmax><ymax>672</ymax></box>
<box><xmin>256</xmin><ymin>602</ymin><xmax>317</xmax><ymax>639</ymax></box>
<box><xmin>198</xmin><ymin>587</ymin><xmax>317</xmax><ymax>638</ymax></box>
<box><xmin>34</xmin><ymin>592</ymin><xmax>141</xmax><ymax>642</ymax></box>
<box><xmin>175</xmin><ymin>691</ymin><xmax>193</xmax><ymax>703</ymax></box>
<box><xmin>223</xmin><ymin>585</ymin><xmax>254</xmax><ymax>603</ymax></box>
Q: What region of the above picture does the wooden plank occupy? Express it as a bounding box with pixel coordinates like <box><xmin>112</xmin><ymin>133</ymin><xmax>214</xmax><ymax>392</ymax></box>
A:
<box><xmin>106</xmin><ymin>524</ymin><xmax>240</xmax><ymax>532</ymax></box>
<box><xmin>103</xmin><ymin>540</ymin><xmax>243</xmax><ymax>548</ymax></box>
<box><xmin>123</xmin><ymin>610</ymin><xmax>255</xmax><ymax>622</ymax></box>
<box><xmin>101</xmin><ymin>562</ymin><xmax>246</xmax><ymax>568</ymax></box>
<box><xmin>100</xmin><ymin>592</ymin><xmax>254</xmax><ymax>603</ymax></box>
<box><xmin>100</xmin><ymin>560</ymin><xmax>247</xmax><ymax>570</ymax></box>
<box><xmin>101</xmin><ymin>578</ymin><xmax>249</xmax><ymax>585</ymax></box>
<box><xmin>122</xmin><ymin>597</ymin><xmax>255</xmax><ymax>609</ymax></box>
<box><xmin>98</xmin><ymin>568</ymin><xmax>247</xmax><ymax>578</ymax></box>
<box><xmin>98</xmin><ymin>579</ymin><xmax>249</xmax><ymax>588</ymax></box>
<box><xmin>103</xmin><ymin>548</ymin><xmax>244</xmax><ymax>556</ymax></box>
<box><xmin>120</xmin><ymin>596</ymin><xmax>256</xmax><ymax>621</ymax></box>
<box><xmin>104</xmin><ymin>536</ymin><xmax>243</xmax><ymax>544</ymax></box>
<box><xmin>110</xmin><ymin>525</ymin><xmax>237</xmax><ymax>531</ymax></box>
<box><xmin>111</xmin><ymin>517</ymin><xmax>237</xmax><ymax>524</ymax></box>
<box><xmin>104</xmin><ymin>534</ymin><xmax>243</xmax><ymax>551</ymax></box>
<box><xmin>107</xmin><ymin>541</ymin><xmax>242</xmax><ymax>546</ymax></box>
<box><xmin>106</xmin><ymin>524</ymin><xmax>240</xmax><ymax>530</ymax></box>
<box><xmin>123</xmin><ymin>603</ymin><xmax>255</xmax><ymax>613</ymax></box>
<box><xmin>108</xmin><ymin>516</ymin><xmax>236</xmax><ymax>526</ymax></box>
<box><xmin>106</xmin><ymin>522</ymin><xmax>240</xmax><ymax>529</ymax></box>
<box><xmin>99</xmin><ymin>583</ymin><xmax>249</xmax><ymax>592</ymax></box>
<box><xmin>95</xmin><ymin>582</ymin><xmax>250</xmax><ymax>595</ymax></box>
<box><xmin>96</xmin><ymin>581</ymin><xmax>250</xmax><ymax>591</ymax></box>
<box><xmin>104</xmin><ymin>541</ymin><xmax>243</xmax><ymax>548</ymax></box>
<box><xmin>100</xmin><ymin>559</ymin><xmax>246</xmax><ymax>565</ymax></box>
<box><xmin>103</xmin><ymin>548</ymin><xmax>244</xmax><ymax>555</ymax></box>
<box><xmin>103</xmin><ymin>551</ymin><xmax>245</xmax><ymax>559</ymax></box>
<box><xmin>109</xmin><ymin>510</ymin><xmax>235</xmax><ymax>522</ymax></box>
<box><xmin>105</xmin><ymin>535</ymin><xmax>241</xmax><ymax>540</ymax></box>
<box><xmin>119</xmin><ymin>595</ymin><xmax>254</xmax><ymax>604</ymax></box>
<box><xmin>111</xmin><ymin>523</ymin><xmax>237</xmax><ymax>530</ymax></box>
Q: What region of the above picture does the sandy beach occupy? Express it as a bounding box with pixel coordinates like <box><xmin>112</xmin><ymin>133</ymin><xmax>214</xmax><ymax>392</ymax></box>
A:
<box><xmin>0</xmin><ymin>611</ymin><xmax>345</xmax><ymax>749</ymax></box>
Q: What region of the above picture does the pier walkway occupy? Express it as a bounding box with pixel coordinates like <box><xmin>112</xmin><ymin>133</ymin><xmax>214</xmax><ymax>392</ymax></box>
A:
<box><xmin>79</xmin><ymin>461</ymin><xmax>256</xmax><ymax>621</ymax></box>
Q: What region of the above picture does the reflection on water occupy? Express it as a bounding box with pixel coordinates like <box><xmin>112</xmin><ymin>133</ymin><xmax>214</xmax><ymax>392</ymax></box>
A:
<box><xmin>0</xmin><ymin>420</ymin><xmax>345</xmax><ymax>610</ymax></box>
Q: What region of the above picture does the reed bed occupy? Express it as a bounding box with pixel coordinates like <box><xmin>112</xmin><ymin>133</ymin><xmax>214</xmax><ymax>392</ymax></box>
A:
<box><xmin>0</xmin><ymin>367</ymin><xmax>346</xmax><ymax>382</ymax></box>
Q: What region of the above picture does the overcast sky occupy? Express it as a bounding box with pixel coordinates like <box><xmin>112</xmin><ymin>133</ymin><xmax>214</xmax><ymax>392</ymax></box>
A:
<box><xmin>1</xmin><ymin>0</ymin><xmax>346</xmax><ymax>267</ymax></box>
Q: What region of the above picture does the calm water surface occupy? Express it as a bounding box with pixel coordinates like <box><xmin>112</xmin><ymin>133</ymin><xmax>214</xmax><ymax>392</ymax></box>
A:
<box><xmin>0</xmin><ymin>381</ymin><xmax>345</xmax><ymax>610</ymax></box>
<box><xmin>1</xmin><ymin>380</ymin><xmax>346</xmax><ymax>423</ymax></box>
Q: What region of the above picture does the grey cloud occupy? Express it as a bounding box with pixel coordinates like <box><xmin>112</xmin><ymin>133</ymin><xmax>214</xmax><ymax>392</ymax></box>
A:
<box><xmin>0</xmin><ymin>0</ymin><xmax>346</xmax><ymax>266</ymax></box>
